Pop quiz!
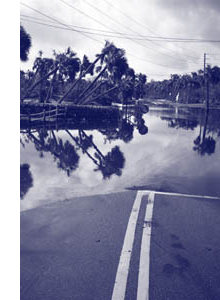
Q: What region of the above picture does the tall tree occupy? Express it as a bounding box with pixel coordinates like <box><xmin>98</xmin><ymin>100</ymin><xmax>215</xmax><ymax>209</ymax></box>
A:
<box><xmin>20</xmin><ymin>25</ymin><xmax>32</xmax><ymax>62</ymax></box>
<box><xmin>20</xmin><ymin>164</ymin><xmax>33</xmax><ymax>199</ymax></box>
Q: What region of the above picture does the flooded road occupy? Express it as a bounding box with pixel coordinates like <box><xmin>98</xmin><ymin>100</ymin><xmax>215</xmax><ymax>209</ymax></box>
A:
<box><xmin>20</xmin><ymin>106</ymin><xmax>220</xmax><ymax>211</ymax></box>
<box><xmin>20</xmin><ymin>105</ymin><xmax>220</xmax><ymax>300</ymax></box>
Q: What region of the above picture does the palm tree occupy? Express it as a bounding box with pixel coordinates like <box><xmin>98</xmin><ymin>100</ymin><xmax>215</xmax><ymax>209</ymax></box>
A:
<box><xmin>78</xmin><ymin>41</ymin><xmax>129</xmax><ymax>104</ymax></box>
<box><xmin>33</xmin><ymin>55</ymin><xmax>54</xmax><ymax>102</ymax></box>
<box><xmin>80</xmin><ymin>55</ymin><xmax>95</xmax><ymax>77</ymax></box>
<box><xmin>20</xmin><ymin>25</ymin><xmax>31</xmax><ymax>62</ymax></box>
<box><xmin>180</xmin><ymin>74</ymin><xmax>192</xmax><ymax>104</ymax></box>
<box><xmin>22</xmin><ymin>48</ymin><xmax>81</xmax><ymax>102</ymax></box>
<box><xmin>66</xmin><ymin>129</ymin><xmax>125</xmax><ymax>179</ymax></box>
<box><xmin>55</xmin><ymin>47</ymin><xmax>80</xmax><ymax>83</ymax></box>
<box><xmin>134</xmin><ymin>73</ymin><xmax>147</xmax><ymax>100</ymax></box>
<box><xmin>94</xmin><ymin>145</ymin><xmax>125</xmax><ymax>179</ymax></box>
<box><xmin>22</xmin><ymin>53</ymin><xmax>57</xmax><ymax>101</ymax></box>
<box><xmin>25</xmin><ymin>130</ymin><xmax>80</xmax><ymax>176</ymax></box>
<box><xmin>58</xmin><ymin>44</ymin><xmax>109</xmax><ymax>104</ymax></box>
<box><xmin>20</xmin><ymin>163</ymin><xmax>33</xmax><ymax>199</ymax></box>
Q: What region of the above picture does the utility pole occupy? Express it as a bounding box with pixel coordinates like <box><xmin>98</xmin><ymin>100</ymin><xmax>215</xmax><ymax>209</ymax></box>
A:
<box><xmin>203</xmin><ymin>53</ymin><xmax>206</xmax><ymax>104</ymax></box>
<box><xmin>203</xmin><ymin>53</ymin><xmax>206</xmax><ymax>77</ymax></box>
<box><xmin>203</xmin><ymin>53</ymin><xmax>209</xmax><ymax>109</ymax></box>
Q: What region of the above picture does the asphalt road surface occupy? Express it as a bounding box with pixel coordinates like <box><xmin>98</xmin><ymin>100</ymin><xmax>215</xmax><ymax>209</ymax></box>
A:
<box><xmin>21</xmin><ymin>190</ymin><xmax>220</xmax><ymax>300</ymax></box>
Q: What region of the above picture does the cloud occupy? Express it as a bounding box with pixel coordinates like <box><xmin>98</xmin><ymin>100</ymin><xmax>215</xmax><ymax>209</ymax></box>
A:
<box><xmin>20</xmin><ymin>0</ymin><xmax>220</xmax><ymax>80</ymax></box>
<box><xmin>155</xmin><ymin>0</ymin><xmax>220</xmax><ymax>39</ymax></box>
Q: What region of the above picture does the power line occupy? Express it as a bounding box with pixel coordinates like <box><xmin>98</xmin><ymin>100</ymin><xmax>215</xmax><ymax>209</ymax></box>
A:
<box><xmin>57</xmin><ymin>0</ymin><xmax>190</xmax><ymax>68</ymax></box>
<box><xmin>102</xmin><ymin>0</ymin><xmax>157</xmax><ymax>36</ymax></box>
<box><xmin>101</xmin><ymin>0</ymin><xmax>220</xmax><ymax>64</ymax></box>
<box><xmin>20</xmin><ymin>14</ymin><xmax>220</xmax><ymax>42</ymax></box>
<box><xmin>58</xmin><ymin>0</ymin><xmax>115</xmax><ymax>37</ymax></box>
<box><xmin>59</xmin><ymin>0</ymin><xmax>199</xmax><ymax>66</ymax></box>
<box><xmin>100</xmin><ymin>0</ymin><xmax>201</xmax><ymax>61</ymax></box>
<box><xmin>20</xmin><ymin>3</ymin><xmax>203</xmax><ymax>71</ymax></box>
<box><xmin>60</xmin><ymin>0</ymin><xmax>167</xmax><ymax>56</ymax></box>
<box><xmin>21</xmin><ymin>17</ymin><xmax>220</xmax><ymax>43</ymax></box>
<box><xmin>82</xmin><ymin>0</ymin><xmax>195</xmax><ymax>63</ymax></box>
<box><xmin>21</xmin><ymin>2</ymin><xmax>103</xmax><ymax>44</ymax></box>
<box><xmin>20</xmin><ymin>16</ymin><xmax>188</xmax><ymax>69</ymax></box>
<box><xmin>20</xmin><ymin>16</ymin><xmax>206</xmax><ymax>70</ymax></box>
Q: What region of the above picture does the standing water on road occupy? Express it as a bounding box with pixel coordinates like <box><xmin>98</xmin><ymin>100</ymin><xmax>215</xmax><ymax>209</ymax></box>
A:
<box><xmin>20</xmin><ymin>106</ymin><xmax>220</xmax><ymax>211</ymax></box>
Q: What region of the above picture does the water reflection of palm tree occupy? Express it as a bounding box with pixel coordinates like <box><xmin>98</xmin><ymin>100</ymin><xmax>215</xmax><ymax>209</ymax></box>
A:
<box><xmin>100</xmin><ymin>105</ymin><xmax>148</xmax><ymax>143</ymax></box>
<box><xmin>66</xmin><ymin>129</ymin><xmax>99</xmax><ymax>167</ymax></box>
<box><xmin>94</xmin><ymin>145</ymin><xmax>125</xmax><ymax>179</ymax></box>
<box><xmin>193</xmin><ymin>109</ymin><xmax>216</xmax><ymax>155</ymax></box>
<box><xmin>119</xmin><ymin>120</ymin><xmax>134</xmax><ymax>143</ymax></box>
<box><xmin>81</xmin><ymin>130</ymin><xmax>125</xmax><ymax>179</ymax></box>
<box><xmin>20</xmin><ymin>163</ymin><xmax>33</xmax><ymax>199</ymax></box>
<box><xmin>27</xmin><ymin>130</ymin><xmax>79</xmax><ymax>176</ymax></box>
<box><xmin>66</xmin><ymin>129</ymin><xmax>125</xmax><ymax>179</ymax></box>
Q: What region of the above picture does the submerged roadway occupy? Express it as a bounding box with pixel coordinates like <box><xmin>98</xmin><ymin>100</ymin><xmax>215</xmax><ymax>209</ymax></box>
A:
<box><xmin>21</xmin><ymin>190</ymin><xmax>220</xmax><ymax>300</ymax></box>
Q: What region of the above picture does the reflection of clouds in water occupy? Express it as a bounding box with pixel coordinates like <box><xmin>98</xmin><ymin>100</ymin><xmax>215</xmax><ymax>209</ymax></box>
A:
<box><xmin>20</xmin><ymin>114</ymin><xmax>220</xmax><ymax>211</ymax></box>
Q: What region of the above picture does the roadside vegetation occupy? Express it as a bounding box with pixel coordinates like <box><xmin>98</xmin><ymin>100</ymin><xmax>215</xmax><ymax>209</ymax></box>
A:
<box><xmin>20</xmin><ymin>26</ymin><xmax>146</xmax><ymax>106</ymax></box>
<box><xmin>20</xmin><ymin>25</ymin><xmax>220</xmax><ymax>107</ymax></box>
<box><xmin>145</xmin><ymin>66</ymin><xmax>220</xmax><ymax>105</ymax></box>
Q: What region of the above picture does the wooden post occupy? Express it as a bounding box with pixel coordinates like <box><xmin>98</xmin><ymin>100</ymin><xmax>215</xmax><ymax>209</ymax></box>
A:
<box><xmin>206</xmin><ymin>79</ymin><xmax>210</xmax><ymax>109</ymax></box>
<box><xmin>204</xmin><ymin>53</ymin><xmax>206</xmax><ymax>104</ymax></box>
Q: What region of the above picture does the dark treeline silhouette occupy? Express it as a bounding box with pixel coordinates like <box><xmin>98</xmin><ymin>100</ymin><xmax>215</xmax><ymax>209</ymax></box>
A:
<box><xmin>20</xmin><ymin>164</ymin><xmax>33</xmax><ymax>199</ymax></box>
<box><xmin>161</xmin><ymin>118</ymin><xmax>198</xmax><ymax>131</ymax></box>
<box><xmin>20</xmin><ymin>33</ymin><xmax>147</xmax><ymax>105</ymax></box>
<box><xmin>145</xmin><ymin>67</ymin><xmax>220</xmax><ymax>104</ymax></box>
<box><xmin>20</xmin><ymin>25</ymin><xmax>220</xmax><ymax>106</ymax></box>
<box><xmin>20</xmin><ymin>26</ymin><xmax>32</xmax><ymax>62</ymax></box>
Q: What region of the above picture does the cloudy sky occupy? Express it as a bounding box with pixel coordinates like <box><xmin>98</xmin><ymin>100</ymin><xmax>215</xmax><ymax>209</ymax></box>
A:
<box><xmin>20</xmin><ymin>0</ymin><xmax>220</xmax><ymax>81</ymax></box>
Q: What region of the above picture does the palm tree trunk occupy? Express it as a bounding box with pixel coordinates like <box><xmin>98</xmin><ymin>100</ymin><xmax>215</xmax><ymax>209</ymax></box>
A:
<box><xmin>58</xmin><ymin>55</ymin><xmax>101</xmax><ymax>104</ymax></box>
<box><xmin>28</xmin><ymin>132</ymin><xmax>60</xmax><ymax>159</ymax></box>
<box><xmin>22</xmin><ymin>66</ymin><xmax>59</xmax><ymax>100</ymax></box>
<box><xmin>88</xmin><ymin>86</ymin><xmax>118</xmax><ymax>103</ymax></box>
<box><xmin>81</xmin><ymin>130</ymin><xmax>105</xmax><ymax>159</ymax></box>
<box><xmin>78</xmin><ymin>66</ymin><xmax>108</xmax><ymax>102</ymax></box>
<box><xmin>79</xmin><ymin>81</ymin><xmax>104</xmax><ymax>104</ymax></box>
<box><xmin>65</xmin><ymin>130</ymin><xmax>99</xmax><ymax>166</ymax></box>
<box><xmin>29</xmin><ymin>68</ymin><xmax>40</xmax><ymax>89</ymax></box>
<box><xmin>51</xmin><ymin>130</ymin><xmax>58</xmax><ymax>146</ymax></box>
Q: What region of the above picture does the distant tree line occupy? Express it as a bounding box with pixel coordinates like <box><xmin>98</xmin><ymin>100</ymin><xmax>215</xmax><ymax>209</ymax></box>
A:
<box><xmin>21</xmin><ymin>25</ymin><xmax>220</xmax><ymax>105</ymax></box>
<box><xmin>145</xmin><ymin>67</ymin><xmax>220</xmax><ymax>104</ymax></box>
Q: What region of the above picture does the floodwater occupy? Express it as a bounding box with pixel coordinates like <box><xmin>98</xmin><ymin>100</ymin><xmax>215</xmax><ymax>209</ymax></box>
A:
<box><xmin>20</xmin><ymin>105</ymin><xmax>220</xmax><ymax>211</ymax></box>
